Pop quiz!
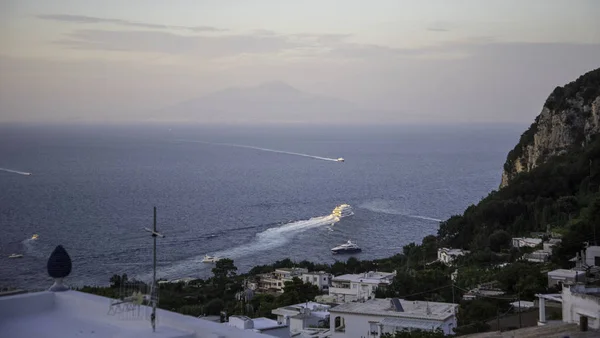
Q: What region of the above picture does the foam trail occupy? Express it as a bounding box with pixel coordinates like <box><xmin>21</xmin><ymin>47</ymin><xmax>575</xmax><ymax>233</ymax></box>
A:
<box><xmin>360</xmin><ymin>200</ymin><xmax>441</xmax><ymax>222</ymax></box>
<box><xmin>176</xmin><ymin>139</ymin><xmax>339</xmax><ymax>162</ymax></box>
<box><xmin>137</xmin><ymin>210</ymin><xmax>347</xmax><ymax>281</ymax></box>
<box><xmin>0</xmin><ymin>168</ymin><xmax>32</xmax><ymax>176</ymax></box>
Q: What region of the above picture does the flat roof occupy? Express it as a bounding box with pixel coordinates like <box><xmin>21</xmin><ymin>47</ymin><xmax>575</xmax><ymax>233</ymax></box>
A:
<box><xmin>272</xmin><ymin>302</ymin><xmax>331</xmax><ymax>319</ymax></box>
<box><xmin>329</xmin><ymin>298</ymin><xmax>457</xmax><ymax>321</ymax></box>
<box><xmin>548</xmin><ymin>269</ymin><xmax>585</xmax><ymax>278</ymax></box>
<box><xmin>252</xmin><ymin>317</ymin><xmax>286</xmax><ymax>330</ymax></box>
<box><xmin>0</xmin><ymin>291</ymin><xmax>270</xmax><ymax>338</ymax></box>
<box><xmin>332</xmin><ymin>272</ymin><xmax>395</xmax><ymax>284</ymax></box>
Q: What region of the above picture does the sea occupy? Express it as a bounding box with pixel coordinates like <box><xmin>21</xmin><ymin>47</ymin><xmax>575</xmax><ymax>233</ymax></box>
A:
<box><xmin>0</xmin><ymin>123</ymin><xmax>523</xmax><ymax>290</ymax></box>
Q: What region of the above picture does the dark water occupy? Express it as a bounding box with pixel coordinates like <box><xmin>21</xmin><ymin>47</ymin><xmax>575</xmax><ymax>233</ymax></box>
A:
<box><xmin>0</xmin><ymin>123</ymin><xmax>522</xmax><ymax>289</ymax></box>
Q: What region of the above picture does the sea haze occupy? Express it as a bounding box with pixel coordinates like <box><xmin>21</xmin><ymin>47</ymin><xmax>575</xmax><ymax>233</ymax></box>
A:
<box><xmin>0</xmin><ymin>123</ymin><xmax>522</xmax><ymax>289</ymax></box>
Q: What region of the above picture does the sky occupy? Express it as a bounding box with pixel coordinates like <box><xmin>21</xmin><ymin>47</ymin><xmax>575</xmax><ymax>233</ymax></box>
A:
<box><xmin>0</xmin><ymin>0</ymin><xmax>599</xmax><ymax>124</ymax></box>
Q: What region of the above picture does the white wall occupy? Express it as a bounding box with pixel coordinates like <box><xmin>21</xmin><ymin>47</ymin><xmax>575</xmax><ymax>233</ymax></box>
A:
<box><xmin>562</xmin><ymin>285</ymin><xmax>600</xmax><ymax>329</ymax></box>
<box><xmin>585</xmin><ymin>246</ymin><xmax>600</xmax><ymax>267</ymax></box>
<box><xmin>329</xmin><ymin>312</ymin><xmax>455</xmax><ymax>337</ymax></box>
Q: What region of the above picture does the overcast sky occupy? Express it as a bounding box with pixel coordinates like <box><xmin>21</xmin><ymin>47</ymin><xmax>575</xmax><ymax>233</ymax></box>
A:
<box><xmin>1</xmin><ymin>0</ymin><xmax>599</xmax><ymax>124</ymax></box>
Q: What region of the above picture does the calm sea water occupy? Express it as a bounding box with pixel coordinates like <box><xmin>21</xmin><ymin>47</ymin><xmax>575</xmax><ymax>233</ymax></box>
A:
<box><xmin>0</xmin><ymin>123</ymin><xmax>521</xmax><ymax>289</ymax></box>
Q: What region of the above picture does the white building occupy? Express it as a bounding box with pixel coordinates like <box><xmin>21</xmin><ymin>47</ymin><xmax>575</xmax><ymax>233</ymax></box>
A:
<box><xmin>437</xmin><ymin>248</ymin><xmax>469</xmax><ymax>265</ymax></box>
<box><xmin>300</xmin><ymin>271</ymin><xmax>332</xmax><ymax>292</ymax></box>
<box><xmin>573</xmin><ymin>245</ymin><xmax>600</xmax><ymax>269</ymax></box>
<box><xmin>547</xmin><ymin>269</ymin><xmax>586</xmax><ymax>288</ymax></box>
<box><xmin>258</xmin><ymin>268</ymin><xmax>309</xmax><ymax>293</ymax></box>
<box><xmin>537</xmin><ymin>284</ymin><xmax>600</xmax><ymax>330</ymax></box>
<box><xmin>271</xmin><ymin>302</ymin><xmax>332</xmax><ymax>337</ymax></box>
<box><xmin>0</xmin><ymin>290</ymin><xmax>272</xmax><ymax>338</ymax></box>
<box><xmin>272</xmin><ymin>301</ymin><xmax>331</xmax><ymax>326</ymax></box>
<box><xmin>327</xmin><ymin>271</ymin><xmax>396</xmax><ymax>303</ymax></box>
<box><xmin>328</xmin><ymin>298</ymin><xmax>458</xmax><ymax>337</ymax></box>
<box><xmin>227</xmin><ymin>315</ymin><xmax>289</xmax><ymax>338</ymax></box>
<box><xmin>512</xmin><ymin>237</ymin><xmax>543</xmax><ymax>248</ymax></box>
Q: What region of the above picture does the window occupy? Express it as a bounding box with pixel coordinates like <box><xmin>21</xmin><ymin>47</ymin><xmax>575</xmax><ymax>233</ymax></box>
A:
<box><xmin>595</xmin><ymin>256</ymin><xmax>600</xmax><ymax>266</ymax></box>
<box><xmin>334</xmin><ymin>316</ymin><xmax>345</xmax><ymax>332</ymax></box>
<box><xmin>313</xmin><ymin>277</ymin><xmax>318</xmax><ymax>283</ymax></box>
<box><xmin>369</xmin><ymin>322</ymin><xmax>379</xmax><ymax>335</ymax></box>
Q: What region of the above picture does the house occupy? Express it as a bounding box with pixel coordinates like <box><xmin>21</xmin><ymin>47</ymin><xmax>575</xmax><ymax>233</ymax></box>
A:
<box><xmin>258</xmin><ymin>268</ymin><xmax>309</xmax><ymax>293</ymax></box>
<box><xmin>512</xmin><ymin>237</ymin><xmax>543</xmax><ymax>248</ymax></box>
<box><xmin>328</xmin><ymin>298</ymin><xmax>458</xmax><ymax>337</ymax></box>
<box><xmin>327</xmin><ymin>271</ymin><xmax>396</xmax><ymax>303</ymax></box>
<box><xmin>227</xmin><ymin>316</ymin><xmax>289</xmax><ymax>338</ymax></box>
<box><xmin>272</xmin><ymin>302</ymin><xmax>331</xmax><ymax>326</ymax></box>
<box><xmin>537</xmin><ymin>284</ymin><xmax>600</xmax><ymax>330</ymax></box>
<box><xmin>300</xmin><ymin>271</ymin><xmax>332</xmax><ymax>292</ymax></box>
<box><xmin>437</xmin><ymin>248</ymin><xmax>469</xmax><ymax>265</ymax></box>
<box><xmin>510</xmin><ymin>300</ymin><xmax>535</xmax><ymax>312</ymax></box>
<box><xmin>572</xmin><ymin>245</ymin><xmax>600</xmax><ymax>269</ymax></box>
<box><xmin>547</xmin><ymin>269</ymin><xmax>586</xmax><ymax>288</ymax></box>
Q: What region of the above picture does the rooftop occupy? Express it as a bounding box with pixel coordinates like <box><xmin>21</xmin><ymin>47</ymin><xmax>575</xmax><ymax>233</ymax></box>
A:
<box><xmin>227</xmin><ymin>316</ymin><xmax>286</xmax><ymax>331</ymax></box>
<box><xmin>331</xmin><ymin>271</ymin><xmax>395</xmax><ymax>284</ymax></box>
<box><xmin>0</xmin><ymin>290</ymin><xmax>270</xmax><ymax>338</ymax></box>
<box><xmin>328</xmin><ymin>298</ymin><xmax>457</xmax><ymax>321</ymax></box>
<box><xmin>548</xmin><ymin>269</ymin><xmax>586</xmax><ymax>278</ymax></box>
<box><xmin>272</xmin><ymin>301</ymin><xmax>331</xmax><ymax>319</ymax></box>
<box><xmin>439</xmin><ymin>248</ymin><xmax>470</xmax><ymax>256</ymax></box>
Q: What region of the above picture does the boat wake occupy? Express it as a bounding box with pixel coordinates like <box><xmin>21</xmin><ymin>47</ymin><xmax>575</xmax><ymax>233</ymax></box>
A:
<box><xmin>21</xmin><ymin>238</ymin><xmax>45</xmax><ymax>258</ymax></box>
<box><xmin>140</xmin><ymin>205</ymin><xmax>352</xmax><ymax>280</ymax></box>
<box><xmin>0</xmin><ymin>168</ymin><xmax>32</xmax><ymax>176</ymax></box>
<box><xmin>360</xmin><ymin>200</ymin><xmax>441</xmax><ymax>222</ymax></box>
<box><xmin>175</xmin><ymin>139</ymin><xmax>341</xmax><ymax>162</ymax></box>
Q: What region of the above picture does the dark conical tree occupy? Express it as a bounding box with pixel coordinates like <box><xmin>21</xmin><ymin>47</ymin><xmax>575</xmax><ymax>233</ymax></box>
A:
<box><xmin>47</xmin><ymin>245</ymin><xmax>72</xmax><ymax>279</ymax></box>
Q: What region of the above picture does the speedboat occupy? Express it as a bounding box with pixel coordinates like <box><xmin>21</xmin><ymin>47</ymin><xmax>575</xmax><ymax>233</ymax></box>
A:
<box><xmin>332</xmin><ymin>204</ymin><xmax>354</xmax><ymax>218</ymax></box>
<box><xmin>9</xmin><ymin>254</ymin><xmax>24</xmax><ymax>259</ymax></box>
<box><xmin>31</xmin><ymin>234</ymin><xmax>39</xmax><ymax>240</ymax></box>
<box><xmin>331</xmin><ymin>240</ymin><xmax>362</xmax><ymax>254</ymax></box>
<box><xmin>336</xmin><ymin>158</ymin><xmax>345</xmax><ymax>162</ymax></box>
<box><xmin>202</xmin><ymin>255</ymin><xmax>221</xmax><ymax>263</ymax></box>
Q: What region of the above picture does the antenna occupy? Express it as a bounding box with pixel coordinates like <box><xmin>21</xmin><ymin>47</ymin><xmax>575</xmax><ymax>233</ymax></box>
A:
<box><xmin>144</xmin><ymin>206</ymin><xmax>165</xmax><ymax>332</ymax></box>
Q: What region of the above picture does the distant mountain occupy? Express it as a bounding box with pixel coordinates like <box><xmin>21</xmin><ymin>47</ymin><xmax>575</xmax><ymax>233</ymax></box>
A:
<box><xmin>151</xmin><ymin>82</ymin><xmax>368</xmax><ymax>124</ymax></box>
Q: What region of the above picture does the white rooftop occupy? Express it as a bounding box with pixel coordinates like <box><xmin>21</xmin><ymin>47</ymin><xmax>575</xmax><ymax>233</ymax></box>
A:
<box><xmin>329</xmin><ymin>298</ymin><xmax>458</xmax><ymax>321</ymax></box>
<box><xmin>0</xmin><ymin>290</ymin><xmax>271</xmax><ymax>338</ymax></box>
<box><xmin>548</xmin><ymin>269</ymin><xmax>586</xmax><ymax>278</ymax></box>
<box><xmin>331</xmin><ymin>271</ymin><xmax>395</xmax><ymax>284</ymax></box>
<box><xmin>272</xmin><ymin>301</ymin><xmax>331</xmax><ymax>319</ymax></box>
<box><xmin>439</xmin><ymin>248</ymin><xmax>469</xmax><ymax>256</ymax></box>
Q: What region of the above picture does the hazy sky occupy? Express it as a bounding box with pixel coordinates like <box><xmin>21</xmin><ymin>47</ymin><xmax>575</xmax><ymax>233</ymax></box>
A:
<box><xmin>1</xmin><ymin>0</ymin><xmax>599</xmax><ymax>124</ymax></box>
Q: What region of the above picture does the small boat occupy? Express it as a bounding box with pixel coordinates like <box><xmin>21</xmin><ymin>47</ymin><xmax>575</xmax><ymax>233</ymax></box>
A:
<box><xmin>202</xmin><ymin>255</ymin><xmax>221</xmax><ymax>263</ymax></box>
<box><xmin>9</xmin><ymin>254</ymin><xmax>24</xmax><ymax>259</ymax></box>
<box><xmin>31</xmin><ymin>234</ymin><xmax>39</xmax><ymax>240</ymax></box>
<box><xmin>331</xmin><ymin>240</ymin><xmax>362</xmax><ymax>254</ymax></box>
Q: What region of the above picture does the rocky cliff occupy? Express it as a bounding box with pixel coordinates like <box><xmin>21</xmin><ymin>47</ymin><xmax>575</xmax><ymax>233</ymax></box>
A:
<box><xmin>500</xmin><ymin>68</ymin><xmax>600</xmax><ymax>188</ymax></box>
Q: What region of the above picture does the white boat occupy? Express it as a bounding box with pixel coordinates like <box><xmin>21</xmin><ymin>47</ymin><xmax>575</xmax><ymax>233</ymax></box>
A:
<box><xmin>332</xmin><ymin>204</ymin><xmax>354</xmax><ymax>218</ymax></box>
<box><xmin>31</xmin><ymin>234</ymin><xmax>39</xmax><ymax>240</ymax></box>
<box><xmin>331</xmin><ymin>240</ymin><xmax>362</xmax><ymax>254</ymax></box>
<box><xmin>9</xmin><ymin>254</ymin><xmax>24</xmax><ymax>259</ymax></box>
<box><xmin>336</xmin><ymin>158</ymin><xmax>345</xmax><ymax>162</ymax></box>
<box><xmin>201</xmin><ymin>255</ymin><xmax>221</xmax><ymax>263</ymax></box>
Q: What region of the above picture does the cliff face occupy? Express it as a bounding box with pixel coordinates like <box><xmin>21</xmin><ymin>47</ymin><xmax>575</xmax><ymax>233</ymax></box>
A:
<box><xmin>501</xmin><ymin>68</ymin><xmax>600</xmax><ymax>188</ymax></box>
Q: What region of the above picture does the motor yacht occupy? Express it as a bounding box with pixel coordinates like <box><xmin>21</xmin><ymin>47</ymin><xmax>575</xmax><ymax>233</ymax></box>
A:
<box><xmin>332</xmin><ymin>204</ymin><xmax>354</xmax><ymax>218</ymax></box>
<box><xmin>31</xmin><ymin>234</ymin><xmax>39</xmax><ymax>240</ymax></box>
<box><xmin>9</xmin><ymin>254</ymin><xmax>24</xmax><ymax>259</ymax></box>
<box><xmin>202</xmin><ymin>255</ymin><xmax>221</xmax><ymax>263</ymax></box>
<box><xmin>331</xmin><ymin>240</ymin><xmax>362</xmax><ymax>254</ymax></box>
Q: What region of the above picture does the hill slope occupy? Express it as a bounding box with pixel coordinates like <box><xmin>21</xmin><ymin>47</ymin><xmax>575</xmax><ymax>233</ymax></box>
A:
<box><xmin>438</xmin><ymin>67</ymin><xmax>600</xmax><ymax>262</ymax></box>
<box><xmin>501</xmin><ymin>68</ymin><xmax>600</xmax><ymax>187</ymax></box>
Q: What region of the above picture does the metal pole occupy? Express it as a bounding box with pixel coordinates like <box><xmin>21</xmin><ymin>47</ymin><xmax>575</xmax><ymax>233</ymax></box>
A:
<box><xmin>152</xmin><ymin>206</ymin><xmax>157</xmax><ymax>332</ymax></box>
<box><xmin>518</xmin><ymin>293</ymin><xmax>522</xmax><ymax>329</ymax></box>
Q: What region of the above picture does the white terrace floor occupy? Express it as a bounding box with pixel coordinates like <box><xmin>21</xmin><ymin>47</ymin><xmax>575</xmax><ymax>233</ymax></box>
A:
<box><xmin>0</xmin><ymin>290</ymin><xmax>270</xmax><ymax>338</ymax></box>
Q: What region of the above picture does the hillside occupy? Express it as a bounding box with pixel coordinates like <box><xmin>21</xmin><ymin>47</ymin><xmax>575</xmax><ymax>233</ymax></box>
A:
<box><xmin>438</xmin><ymin>67</ymin><xmax>600</xmax><ymax>260</ymax></box>
<box><xmin>501</xmin><ymin>68</ymin><xmax>600</xmax><ymax>187</ymax></box>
